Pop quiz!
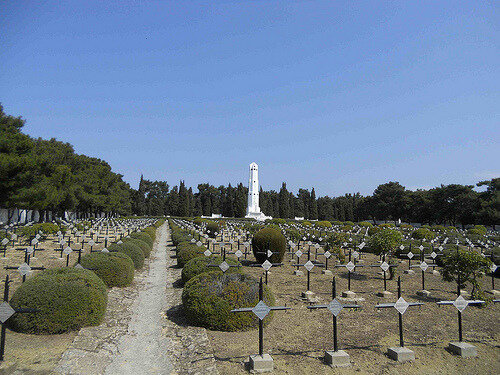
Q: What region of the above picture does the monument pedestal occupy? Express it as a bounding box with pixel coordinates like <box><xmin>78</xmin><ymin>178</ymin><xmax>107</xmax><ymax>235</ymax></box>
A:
<box><xmin>448</xmin><ymin>342</ymin><xmax>477</xmax><ymax>357</ymax></box>
<box><xmin>249</xmin><ymin>354</ymin><xmax>273</xmax><ymax>373</ymax></box>
<box><xmin>324</xmin><ymin>350</ymin><xmax>350</xmax><ymax>367</ymax></box>
<box><xmin>388</xmin><ymin>346</ymin><xmax>415</xmax><ymax>362</ymax></box>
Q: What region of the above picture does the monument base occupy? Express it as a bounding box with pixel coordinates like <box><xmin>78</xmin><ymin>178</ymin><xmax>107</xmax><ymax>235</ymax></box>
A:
<box><xmin>321</xmin><ymin>269</ymin><xmax>332</xmax><ymax>275</ymax></box>
<box><xmin>324</xmin><ymin>350</ymin><xmax>350</xmax><ymax>367</ymax></box>
<box><xmin>245</xmin><ymin>212</ymin><xmax>272</xmax><ymax>222</ymax></box>
<box><xmin>388</xmin><ymin>346</ymin><xmax>415</xmax><ymax>362</ymax></box>
<box><xmin>448</xmin><ymin>342</ymin><xmax>477</xmax><ymax>357</ymax></box>
<box><xmin>249</xmin><ymin>354</ymin><xmax>273</xmax><ymax>373</ymax></box>
<box><xmin>404</xmin><ymin>269</ymin><xmax>415</xmax><ymax>275</ymax></box>
<box><xmin>293</xmin><ymin>270</ymin><xmax>304</xmax><ymax>276</ymax></box>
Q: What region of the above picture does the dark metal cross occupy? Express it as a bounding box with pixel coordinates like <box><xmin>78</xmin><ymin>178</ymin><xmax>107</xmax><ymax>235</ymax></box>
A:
<box><xmin>231</xmin><ymin>277</ymin><xmax>290</xmax><ymax>356</ymax></box>
<box><xmin>293</xmin><ymin>247</ymin><xmax>324</xmax><ymax>292</ymax></box>
<box><xmin>4</xmin><ymin>249</ymin><xmax>45</xmax><ymax>283</ymax></box>
<box><xmin>250</xmin><ymin>249</ymin><xmax>283</xmax><ymax>285</ymax></box>
<box><xmin>0</xmin><ymin>275</ymin><xmax>38</xmax><ymax>361</ymax></box>
<box><xmin>307</xmin><ymin>277</ymin><xmax>361</xmax><ymax>352</ymax></box>
<box><xmin>436</xmin><ymin>274</ymin><xmax>485</xmax><ymax>342</ymax></box>
<box><xmin>207</xmin><ymin>247</ymin><xmax>242</xmax><ymax>274</ymax></box>
<box><xmin>375</xmin><ymin>276</ymin><xmax>424</xmax><ymax>347</ymax></box>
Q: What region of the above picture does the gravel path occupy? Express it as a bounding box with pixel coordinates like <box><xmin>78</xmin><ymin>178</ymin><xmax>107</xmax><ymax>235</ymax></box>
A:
<box><xmin>104</xmin><ymin>223</ymin><xmax>173</xmax><ymax>375</ymax></box>
<box><xmin>55</xmin><ymin>223</ymin><xmax>217</xmax><ymax>375</ymax></box>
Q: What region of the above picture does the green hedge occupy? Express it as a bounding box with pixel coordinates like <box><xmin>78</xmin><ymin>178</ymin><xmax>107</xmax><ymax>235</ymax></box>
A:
<box><xmin>144</xmin><ymin>227</ymin><xmax>157</xmax><ymax>242</ymax></box>
<box><xmin>252</xmin><ymin>226</ymin><xmax>286</xmax><ymax>263</ymax></box>
<box><xmin>124</xmin><ymin>237</ymin><xmax>152</xmax><ymax>257</ymax></box>
<box><xmin>130</xmin><ymin>231</ymin><xmax>154</xmax><ymax>248</ymax></box>
<box><xmin>109</xmin><ymin>242</ymin><xmax>144</xmax><ymax>269</ymax></box>
<box><xmin>171</xmin><ymin>230</ymin><xmax>192</xmax><ymax>246</ymax></box>
<box><xmin>176</xmin><ymin>241</ymin><xmax>206</xmax><ymax>267</ymax></box>
<box><xmin>79</xmin><ymin>252</ymin><xmax>134</xmax><ymax>287</ymax></box>
<box><xmin>181</xmin><ymin>255</ymin><xmax>241</xmax><ymax>283</ymax></box>
<box><xmin>182</xmin><ymin>272</ymin><xmax>275</xmax><ymax>331</ymax></box>
<box><xmin>8</xmin><ymin>268</ymin><xmax>107</xmax><ymax>334</ymax></box>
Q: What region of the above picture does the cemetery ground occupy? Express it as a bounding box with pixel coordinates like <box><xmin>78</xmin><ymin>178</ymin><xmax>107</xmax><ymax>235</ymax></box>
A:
<box><xmin>0</xmin><ymin>227</ymin><xmax>131</xmax><ymax>373</ymax></box>
<box><xmin>204</xmin><ymin>252</ymin><xmax>500</xmax><ymax>374</ymax></box>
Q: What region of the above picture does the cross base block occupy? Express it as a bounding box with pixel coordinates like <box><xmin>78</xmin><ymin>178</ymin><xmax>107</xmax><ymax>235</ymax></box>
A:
<box><xmin>324</xmin><ymin>350</ymin><xmax>350</xmax><ymax>367</ymax></box>
<box><xmin>249</xmin><ymin>354</ymin><xmax>274</xmax><ymax>373</ymax></box>
<box><xmin>448</xmin><ymin>342</ymin><xmax>477</xmax><ymax>357</ymax></box>
<box><xmin>388</xmin><ymin>346</ymin><xmax>415</xmax><ymax>362</ymax></box>
<box><xmin>416</xmin><ymin>290</ymin><xmax>431</xmax><ymax>298</ymax></box>
<box><xmin>342</xmin><ymin>290</ymin><xmax>356</xmax><ymax>298</ymax></box>
<box><xmin>377</xmin><ymin>290</ymin><xmax>393</xmax><ymax>298</ymax></box>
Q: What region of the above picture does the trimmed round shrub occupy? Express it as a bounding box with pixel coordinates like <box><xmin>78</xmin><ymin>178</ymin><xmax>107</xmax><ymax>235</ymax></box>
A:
<box><xmin>206</xmin><ymin>221</ymin><xmax>219</xmax><ymax>238</ymax></box>
<box><xmin>316</xmin><ymin>221</ymin><xmax>332</xmax><ymax>228</ymax></box>
<box><xmin>110</xmin><ymin>242</ymin><xmax>144</xmax><ymax>269</ymax></box>
<box><xmin>8</xmin><ymin>268</ymin><xmax>107</xmax><ymax>334</ymax></box>
<box><xmin>79</xmin><ymin>252</ymin><xmax>134</xmax><ymax>287</ymax></box>
<box><xmin>252</xmin><ymin>226</ymin><xmax>286</xmax><ymax>263</ymax></box>
<box><xmin>171</xmin><ymin>230</ymin><xmax>191</xmax><ymax>246</ymax></box>
<box><xmin>181</xmin><ymin>255</ymin><xmax>242</xmax><ymax>283</ymax></box>
<box><xmin>144</xmin><ymin>227</ymin><xmax>157</xmax><ymax>241</ymax></box>
<box><xmin>124</xmin><ymin>237</ymin><xmax>152</xmax><ymax>257</ymax></box>
<box><xmin>130</xmin><ymin>231</ymin><xmax>153</xmax><ymax>248</ymax></box>
<box><xmin>182</xmin><ymin>272</ymin><xmax>275</xmax><ymax>331</ymax></box>
<box><xmin>411</xmin><ymin>228</ymin><xmax>436</xmax><ymax>241</ymax></box>
<box><xmin>358</xmin><ymin>221</ymin><xmax>373</xmax><ymax>228</ymax></box>
<box><xmin>177</xmin><ymin>241</ymin><xmax>206</xmax><ymax>267</ymax></box>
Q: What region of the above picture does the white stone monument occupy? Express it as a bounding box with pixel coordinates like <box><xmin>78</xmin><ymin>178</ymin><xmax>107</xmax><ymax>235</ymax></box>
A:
<box><xmin>245</xmin><ymin>162</ymin><xmax>271</xmax><ymax>221</ymax></box>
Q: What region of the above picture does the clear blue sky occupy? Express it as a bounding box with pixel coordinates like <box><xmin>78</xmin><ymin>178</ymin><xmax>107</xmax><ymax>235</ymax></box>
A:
<box><xmin>1</xmin><ymin>1</ymin><xmax>498</xmax><ymax>196</ymax></box>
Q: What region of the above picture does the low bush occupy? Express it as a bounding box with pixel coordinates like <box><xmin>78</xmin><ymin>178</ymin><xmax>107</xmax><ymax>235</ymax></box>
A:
<box><xmin>124</xmin><ymin>237</ymin><xmax>152</xmax><ymax>257</ymax></box>
<box><xmin>177</xmin><ymin>241</ymin><xmax>206</xmax><ymax>267</ymax></box>
<box><xmin>181</xmin><ymin>255</ymin><xmax>242</xmax><ymax>283</ymax></box>
<box><xmin>79</xmin><ymin>252</ymin><xmax>134</xmax><ymax>287</ymax></box>
<box><xmin>130</xmin><ymin>231</ymin><xmax>154</xmax><ymax>248</ymax></box>
<box><xmin>8</xmin><ymin>268</ymin><xmax>107</xmax><ymax>334</ymax></box>
<box><xmin>205</xmin><ymin>221</ymin><xmax>219</xmax><ymax>238</ymax></box>
<box><xmin>144</xmin><ymin>227</ymin><xmax>157</xmax><ymax>242</ymax></box>
<box><xmin>182</xmin><ymin>272</ymin><xmax>275</xmax><ymax>331</ymax></box>
<box><xmin>252</xmin><ymin>226</ymin><xmax>286</xmax><ymax>263</ymax></box>
<box><xmin>411</xmin><ymin>228</ymin><xmax>437</xmax><ymax>241</ymax></box>
<box><xmin>109</xmin><ymin>242</ymin><xmax>144</xmax><ymax>269</ymax></box>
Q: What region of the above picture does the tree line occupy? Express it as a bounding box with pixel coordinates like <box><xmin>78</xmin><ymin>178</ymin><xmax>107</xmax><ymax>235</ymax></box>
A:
<box><xmin>1</xmin><ymin>105</ymin><xmax>132</xmax><ymax>219</ymax></box>
<box><xmin>1</xmin><ymin>105</ymin><xmax>498</xmax><ymax>227</ymax></box>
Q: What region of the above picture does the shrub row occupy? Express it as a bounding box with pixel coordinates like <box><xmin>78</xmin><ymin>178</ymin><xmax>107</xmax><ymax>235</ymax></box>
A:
<box><xmin>8</xmin><ymin>219</ymin><xmax>163</xmax><ymax>334</ymax></box>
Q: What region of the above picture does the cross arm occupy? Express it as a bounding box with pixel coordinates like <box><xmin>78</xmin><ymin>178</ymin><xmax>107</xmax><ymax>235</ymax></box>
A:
<box><xmin>436</xmin><ymin>300</ymin><xmax>485</xmax><ymax>306</ymax></box>
<box><xmin>375</xmin><ymin>302</ymin><xmax>424</xmax><ymax>309</ymax></box>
